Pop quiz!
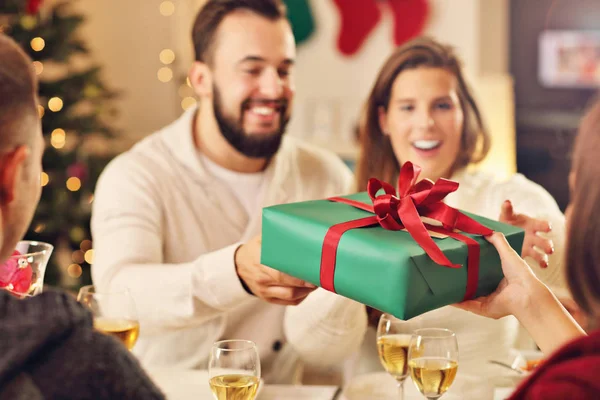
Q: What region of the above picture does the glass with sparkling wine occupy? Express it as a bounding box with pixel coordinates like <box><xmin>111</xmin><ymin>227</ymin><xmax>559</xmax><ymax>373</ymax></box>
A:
<box><xmin>408</xmin><ymin>328</ymin><xmax>459</xmax><ymax>400</ymax></box>
<box><xmin>77</xmin><ymin>285</ymin><xmax>140</xmax><ymax>350</ymax></box>
<box><xmin>377</xmin><ymin>313</ymin><xmax>421</xmax><ymax>399</ymax></box>
<box><xmin>208</xmin><ymin>339</ymin><xmax>261</xmax><ymax>400</ymax></box>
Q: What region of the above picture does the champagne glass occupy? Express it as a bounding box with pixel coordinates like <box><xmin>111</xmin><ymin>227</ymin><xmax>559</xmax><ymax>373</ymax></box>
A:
<box><xmin>208</xmin><ymin>339</ymin><xmax>261</xmax><ymax>400</ymax></box>
<box><xmin>377</xmin><ymin>313</ymin><xmax>418</xmax><ymax>399</ymax></box>
<box><xmin>77</xmin><ymin>285</ymin><xmax>140</xmax><ymax>350</ymax></box>
<box><xmin>408</xmin><ymin>328</ymin><xmax>459</xmax><ymax>400</ymax></box>
<box><xmin>1</xmin><ymin>241</ymin><xmax>53</xmax><ymax>298</ymax></box>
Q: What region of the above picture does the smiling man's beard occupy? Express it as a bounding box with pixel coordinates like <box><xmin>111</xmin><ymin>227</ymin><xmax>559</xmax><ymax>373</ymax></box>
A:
<box><xmin>212</xmin><ymin>85</ymin><xmax>290</xmax><ymax>159</ymax></box>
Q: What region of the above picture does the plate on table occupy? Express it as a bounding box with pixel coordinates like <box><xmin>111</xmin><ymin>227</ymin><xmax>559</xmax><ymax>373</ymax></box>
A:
<box><xmin>147</xmin><ymin>368</ymin><xmax>263</xmax><ymax>400</ymax></box>
<box><xmin>343</xmin><ymin>372</ymin><xmax>488</xmax><ymax>400</ymax></box>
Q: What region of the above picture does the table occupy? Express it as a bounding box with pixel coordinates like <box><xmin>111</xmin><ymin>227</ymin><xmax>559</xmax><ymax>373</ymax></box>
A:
<box><xmin>147</xmin><ymin>368</ymin><xmax>520</xmax><ymax>400</ymax></box>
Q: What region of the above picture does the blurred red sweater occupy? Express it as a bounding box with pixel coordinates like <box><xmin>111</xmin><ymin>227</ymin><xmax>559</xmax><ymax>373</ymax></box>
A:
<box><xmin>510</xmin><ymin>329</ymin><xmax>600</xmax><ymax>399</ymax></box>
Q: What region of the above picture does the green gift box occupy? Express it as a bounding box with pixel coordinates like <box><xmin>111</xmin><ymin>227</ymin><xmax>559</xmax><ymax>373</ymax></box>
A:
<box><xmin>260</xmin><ymin>191</ymin><xmax>524</xmax><ymax>320</ymax></box>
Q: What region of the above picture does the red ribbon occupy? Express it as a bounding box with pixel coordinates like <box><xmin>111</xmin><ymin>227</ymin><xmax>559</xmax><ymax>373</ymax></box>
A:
<box><xmin>320</xmin><ymin>162</ymin><xmax>493</xmax><ymax>301</ymax></box>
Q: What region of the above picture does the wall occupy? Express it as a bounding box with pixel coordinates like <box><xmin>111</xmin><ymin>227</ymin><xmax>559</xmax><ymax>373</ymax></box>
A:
<box><xmin>78</xmin><ymin>0</ymin><xmax>515</xmax><ymax>178</ymax></box>
<box><xmin>509</xmin><ymin>0</ymin><xmax>600</xmax><ymax>210</ymax></box>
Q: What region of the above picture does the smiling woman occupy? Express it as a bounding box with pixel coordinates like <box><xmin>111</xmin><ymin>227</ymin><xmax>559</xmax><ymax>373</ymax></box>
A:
<box><xmin>350</xmin><ymin>36</ymin><xmax>568</xmax><ymax>381</ymax></box>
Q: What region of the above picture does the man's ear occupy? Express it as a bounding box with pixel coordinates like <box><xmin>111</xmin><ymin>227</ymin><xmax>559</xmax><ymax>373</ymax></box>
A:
<box><xmin>378</xmin><ymin>106</ymin><xmax>390</xmax><ymax>136</ymax></box>
<box><xmin>188</xmin><ymin>61</ymin><xmax>213</xmax><ymax>98</ymax></box>
<box><xmin>0</xmin><ymin>145</ymin><xmax>29</xmax><ymax>205</ymax></box>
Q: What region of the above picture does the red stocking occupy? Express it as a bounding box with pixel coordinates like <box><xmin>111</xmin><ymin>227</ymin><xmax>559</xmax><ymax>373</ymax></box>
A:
<box><xmin>387</xmin><ymin>0</ymin><xmax>430</xmax><ymax>46</ymax></box>
<box><xmin>332</xmin><ymin>0</ymin><xmax>382</xmax><ymax>56</ymax></box>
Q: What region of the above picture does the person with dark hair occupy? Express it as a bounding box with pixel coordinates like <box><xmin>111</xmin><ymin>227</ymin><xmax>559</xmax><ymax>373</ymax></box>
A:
<box><xmin>91</xmin><ymin>0</ymin><xmax>365</xmax><ymax>383</ymax></box>
<box><xmin>0</xmin><ymin>33</ymin><xmax>164</xmax><ymax>400</ymax></box>
<box><xmin>351</xmin><ymin>36</ymin><xmax>567</xmax><ymax>377</ymax></box>
<box><xmin>455</xmin><ymin>98</ymin><xmax>600</xmax><ymax>399</ymax></box>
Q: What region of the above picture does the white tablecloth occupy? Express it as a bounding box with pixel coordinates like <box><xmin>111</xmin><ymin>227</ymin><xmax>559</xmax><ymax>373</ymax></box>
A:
<box><xmin>147</xmin><ymin>368</ymin><xmax>522</xmax><ymax>400</ymax></box>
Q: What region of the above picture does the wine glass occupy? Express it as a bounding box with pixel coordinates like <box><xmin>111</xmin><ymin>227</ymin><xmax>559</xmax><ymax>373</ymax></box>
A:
<box><xmin>408</xmin><ymin>328</ymin><xmax>459</xmax><ymax>400</ymax></box>
<box><xmin>377</xmin><ymin>313</ymin><xmax>420</xmax><ymax>399</ymax></box>
<box><xmin>208</xmin><ymin>339</ymin><xmax>261</xmax><ymax>400</ymax></box>
<box><xmin>0</xmin><ymin>241</ymin><xmax>53</xmax><ymax>298</ymax></box>
<box><xmin>77</xmin><ymin>285</ymin><xmax>140</xmax><ymax>350</ymax></box>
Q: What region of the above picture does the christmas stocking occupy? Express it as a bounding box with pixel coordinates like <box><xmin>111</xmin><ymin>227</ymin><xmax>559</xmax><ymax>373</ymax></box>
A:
<box><xmin>283</xmin><ymin>0</ymin><xmax>315</xmax><ymax>46</ymax></box>
<box><xmin>387</xmin><ymin>0</ymin><xmax>429</xmax><ymax>46</ymax></box>
<box><xmin>332</xmin><ymin>0</ymin><xmax>382</xmax><ymax>56</ymax></box>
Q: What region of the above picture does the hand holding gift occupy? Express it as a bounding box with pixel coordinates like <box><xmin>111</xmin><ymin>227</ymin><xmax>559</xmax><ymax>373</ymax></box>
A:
<box><xmin>236</xmin><ymin>235</ymin><xmax>317</xmax><ymax>306</ymax></box>
<box><xmin>453</xmin><ymin>232</ymin><xmax>543</xmax><ymax>320</ymax></box>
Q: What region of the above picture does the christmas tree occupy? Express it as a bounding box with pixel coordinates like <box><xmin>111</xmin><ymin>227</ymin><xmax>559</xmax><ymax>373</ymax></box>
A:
<box><xmin>0</xmin><ymin>0</ymin><xmax>118</xmax><ymax>290</ymax></box>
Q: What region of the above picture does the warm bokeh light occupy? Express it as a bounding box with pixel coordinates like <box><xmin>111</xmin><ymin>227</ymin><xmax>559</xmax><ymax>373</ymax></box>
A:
<box><xmin>20</xmin><ymin>15</ymin><xmax>37</xmax><ymax>30</ymax></box>
<box><xmin>157</xmin><ymin>67</ymin><xmax>173</xmax><ymax>83</ymax></box>
<box><xmin>32</xmin><ymin>61</ymin><xmax>43</xmax><ymax>75</ymax></box>
<box><xmin>30</xmin><ymin>37</ymin><xmax>45</xmax><ymax>51</ymax></box>
<box><xmin>70</xmin><ymin>226</ymin><xmax>85</xmax><ymax>242</ymax></box>
<box><xmin>66</xmin><ymin>177</ymin><xmax>82</xmax><ymax>191</ymax></box>
<box><xmin>67</xmin><ymin>264</ymin><xmax>83</xmax><ymax>278</ymax></box>
<box><xmin>80</xmin><ymin>240</ymin><xmax>92</xmax><ymax>252</ymax></box>
<box><xmin>159</xmin><ymin>1</ymin><xmax>175</xmax><ymax>16</ymax></box>
<box><xmin>33</xmin><ymin>223</ymin><xmax>46</xmax><ymax>233</ymax></box>
<box><xmin>71</xmin><ymin>251</ymin><xmax>84</xmax><ymax>264</ymax></box>
<box><xmin>51</xmin><ymin>128</ymin><xmax>66</xmax><ymax>149</ymax></box>
<box><xmin>160</xmin><ymin>49</ymin><xmax>175</xmax><ymax>64</ymax></box>
<box><xmin>48</xmin><ymin>97</ymin><xmax>64</xmax><ymax>112</ymax></box>
<box><xmin>181</xmin><ymin>96</ymin><xmax>197</xmax><ymax>110</ymax></box>
<box><xmin>37</xmin><ymin>105</ymin><xmax>44</xmax><ymax>118</ymax></box>
<box><xmin>40</xmin><ymin>172</ymin><xmax>49</xmax><ymax>186</ymax></box>
<box><xmin>84</xmin><ymin>249</ymin><xmax>94</xmax><ymax>264</ymax></box>
<box><xmin>186</xmin><ymin>77</ymin><xmax>192</xmax><ymax>87</ymax></box>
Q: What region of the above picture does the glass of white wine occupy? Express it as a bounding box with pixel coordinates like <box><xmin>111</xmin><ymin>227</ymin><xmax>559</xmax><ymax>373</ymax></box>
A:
<box><xmin>408</xmin><ymin>328</ymin><xmax>459</xmax><ymax>400</ymax></box>
<box><xmin>377</xmin><ymin>313</ymin><xmax>419</xmax><ymax>399</ymax></box>
<box><xmin>208</xmin><ymin>339</ymin><xmax>261</xmax><ymax>400</ymax></box>
<box><xmin>77</xmin><ymin>285</ymin><xmax>140</xmax><ymax>350</ymax></box>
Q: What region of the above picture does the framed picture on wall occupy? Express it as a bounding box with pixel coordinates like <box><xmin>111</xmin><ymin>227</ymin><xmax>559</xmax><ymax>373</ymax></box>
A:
<box><xmin>539</xmin><ymin>30</ymin><xmax>600</xmax><ymax>88</ymax></box>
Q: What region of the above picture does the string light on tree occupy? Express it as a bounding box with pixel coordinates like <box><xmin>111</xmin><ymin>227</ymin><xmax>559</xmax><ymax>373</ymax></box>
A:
<box><xmin>40</xmin><ymin>172</ymin><xmax>49</xmax><ymax>186</ymax></box>
<box><xmin>67</xmin><ymin>264</ymin><xmax>82</xmax><ymax>278</ymax></box>
<box><xmin>48</xmin><ymin>97</ymin><xmax>63</xmax><ymax>112</ymax></box>
<box><xmin>71</xmin><ymin>250</ymin><xmax>84</xmax><ymax>264</ymax></box>
<box><xmin>70</xmin><ymin>226</ymin><xmax>86</xmax><ymax>243</ymax></box>
<box><xmin>30</xmin><ymin>36</ymin><xmax>44</xmax><ymax>51</ymax></box>
<box><xmin>84</xmin><ymin>249</ymin><xmax>94</xmax><ymax>264</ymax></box>
<box><xmin>50</xmin><ymin>128</ymin><xmax>66</xmax><ymax>149</ymax></box>
<box><xmin>80</xmin><ymin>240</ymin><xmax>92</xmax><ymax>252</ymax></box>
<box><xmin>66</xmin><ymin>177</ymin><xmax>81</xmax><ymax>192</ymax></box>
<box><xmin>20</xmin><ymin>15</ymin><xmax>37</xmax><ymax>30</ymax></box>
<box><xmin>33</xmin><ymin>223</ymin><xmax>46</xmax><ymax>234</ymax></box>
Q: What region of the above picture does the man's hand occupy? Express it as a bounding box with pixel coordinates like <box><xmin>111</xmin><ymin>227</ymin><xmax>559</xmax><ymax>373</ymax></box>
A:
<box><xmin>235</xmin><ymin>236</ymin><xmax>317</xmax><ymax>306</ymax></box>
<box><xmin>499</xmin><ymin>200</ymin><xmax>554</xmax><ymax>268</ymax></box>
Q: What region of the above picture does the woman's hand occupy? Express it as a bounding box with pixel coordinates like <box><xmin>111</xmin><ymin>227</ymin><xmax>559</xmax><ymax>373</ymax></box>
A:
<box><xmin>454</xmin><ymin>232</ymin><xmax>546</xmax><ymax>319</ymax></box>
<box><xmin>499</xmin><ymin>200</ymin><xmax>554</xmax><ymax>268</ymax></box>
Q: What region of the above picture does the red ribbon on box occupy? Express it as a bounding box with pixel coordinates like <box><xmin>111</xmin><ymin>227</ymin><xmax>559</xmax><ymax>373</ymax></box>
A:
<box><xmin>320</xmin><ymin>162</ymin><xmax>493</xmax><ymax>301</ymax></box>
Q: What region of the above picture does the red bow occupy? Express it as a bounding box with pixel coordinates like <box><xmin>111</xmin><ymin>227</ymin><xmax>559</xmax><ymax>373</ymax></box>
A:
<box><xmin>321</xmin><ymin>162</ymin><xmax>493</xmax><ymax>301</ymax></box>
